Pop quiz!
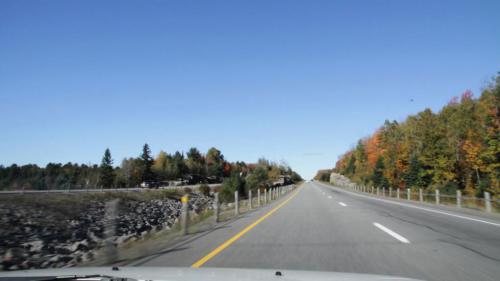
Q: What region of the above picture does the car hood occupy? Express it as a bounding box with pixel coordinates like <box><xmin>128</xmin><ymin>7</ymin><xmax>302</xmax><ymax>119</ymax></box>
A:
<box><xmin>0</xmin><ymin>267</ymin><xmax>424</xmax><ymax>281</ymax></box>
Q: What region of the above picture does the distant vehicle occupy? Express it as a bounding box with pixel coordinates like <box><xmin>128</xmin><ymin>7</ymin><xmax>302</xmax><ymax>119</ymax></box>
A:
<box><xmin>206</xmin><ymin>176</ymin><xmax>222</xmax><ymax>184</ymax></box>
<box><xmin>140</xmin><ymin>181</ymin><xmax>160</xmax><ymax>189</ymax></box>
<box><xmin>184</xmin><ymin>174</ymin><xmax>203</xmax><ymax>185</ymax></box>
<box><xmin>272</xmin><ymin>175</ymin><xmax>292</xmax><ymax>187</ymax></box>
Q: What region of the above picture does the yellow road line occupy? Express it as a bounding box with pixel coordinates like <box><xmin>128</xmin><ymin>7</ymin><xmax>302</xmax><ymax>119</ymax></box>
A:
<box><xmin>191</xmin><ymin>186</ymin><xmax>303</xmax><ymax>268</ymax></box>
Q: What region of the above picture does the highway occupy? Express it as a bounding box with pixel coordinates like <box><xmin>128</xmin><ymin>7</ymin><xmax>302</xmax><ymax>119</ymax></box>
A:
<box><xmin>130</xmin><ymin>182</ymin><xmax>500</xmax><ymax>281</ymax></box>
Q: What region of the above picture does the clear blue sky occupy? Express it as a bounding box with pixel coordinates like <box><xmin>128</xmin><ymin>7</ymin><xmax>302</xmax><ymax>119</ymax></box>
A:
<box><xmin>1</xmin><ymin>0</ymin><xmax>499</xmax><ymax>179</ymax></box>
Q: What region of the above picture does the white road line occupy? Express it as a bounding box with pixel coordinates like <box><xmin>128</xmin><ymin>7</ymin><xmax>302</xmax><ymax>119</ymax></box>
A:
<box><xmin>373</xmin><ymin>222</ymin><xmax>410</xmax><ymax>244</ymax></box>
<box><xmin>315</xmin><ymin>182</ymin><xmax>500</xmax><ymax>228</ymax></box>
<box><xmin>339</xmin><ymin>202</ymin><xmax>347</xmax><ymax>207</ymax></box>
<box><xmin>328</xmin><ymin>195</ymin><xmax>332</xmax><ymax>199</ymax></box>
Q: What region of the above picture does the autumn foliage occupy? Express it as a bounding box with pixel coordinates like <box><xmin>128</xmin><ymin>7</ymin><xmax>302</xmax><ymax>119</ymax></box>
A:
<box><xmin>335</xmin><ymin>75</ymin><xmax>500</xmax><ymax>198</ymax></box>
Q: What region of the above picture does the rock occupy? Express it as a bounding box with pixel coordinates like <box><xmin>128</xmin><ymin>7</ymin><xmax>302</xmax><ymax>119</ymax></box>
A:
<box><xmin>0</xmin><ymin>194</ymin><xmax>214</xmax><ymax>270</ymax></box>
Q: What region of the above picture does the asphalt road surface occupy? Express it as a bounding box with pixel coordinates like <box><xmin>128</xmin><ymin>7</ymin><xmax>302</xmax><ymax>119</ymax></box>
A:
<box><xmin>132</xmin><ymin>182</ymin><xmax>500</xmax><ymax>281</ymax></box>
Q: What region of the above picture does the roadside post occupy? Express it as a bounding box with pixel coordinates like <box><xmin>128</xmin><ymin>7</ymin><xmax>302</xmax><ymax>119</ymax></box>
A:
<box><xmin>397</xmin><ymin>188</ymin><xmax>400</xmax><ymax>199</ymax></box>
<box><xmin>435</xmin><ymin>189</ymin><xmax>440</xmax><ymax>205</ymax></box>
<box><xmin>419</xmin><ymin>189</ymin><xmax>423</xmax><ymax>202</ymax></box>
<box><xmin>249</xmin><ymin>190</ymin><xmax>253</xmax><ymax>209</ymax></box>
<box><xmin>407</xmin><ymin>189</ymin><xmax>411</xmax><ymax>200</ymax></box>
<box><xmin>382</xmin><ymin>187</ymin><xmax>386</xmax><ymax>197</ymax></box>
<box><xmin>457</xmin><ymin>190</ymin><xmax>462</xmax><ymax>208</ymax></box>
<box><xmin>389</xmin><ymin>188</ymin><xmax>392</xmax><ymax>197</ymax></box>
<box><xmin>264</xmin><ymin>189</ymin><xmax>268</xmax><ymax>204</ymax></box>
<box><xmin>376</xmin><ymin>187</ymin><xmax>379</xmax><ymax>196</ymax></box>
<box><xmin>484</xmin><ymin>192</ymin><xmax>492</xmax><ymax>213</ymax></box>
<box><xmin>258</xmin><ymin>189</ymin><xmax>261</xmax><ymax>207</ymax></box>
<box><xmin>214</xmin><ymin>193</ymin><xmax>220</xmax><ymax>223</ymax></box>
<box><xmin>235</xmin><ymin>191</ymin><xmax>239</xmax><ymax>215</ymax></box>
<box><xmin>181</xmin><ymin>195</ymin><xmax>189</xmax><ymax>235</ymax></box>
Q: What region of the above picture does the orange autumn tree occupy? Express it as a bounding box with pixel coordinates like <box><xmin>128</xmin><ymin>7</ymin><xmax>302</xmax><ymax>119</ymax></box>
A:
<box><xmin>334</xmin><ymin>73</ymin><xmax>500</xmax><ymax>198</ymax></box>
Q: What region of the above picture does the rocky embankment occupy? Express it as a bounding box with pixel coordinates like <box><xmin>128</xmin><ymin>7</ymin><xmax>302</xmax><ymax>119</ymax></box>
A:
<box><xmin>0</xmin><ymin>191</ymin><xmax>213</xmax><ymax>270</ymax></box>
<box><xmin>329</xmin><ymin>173</ymin><xmax>355</xmax><ymax>187</ymax></box>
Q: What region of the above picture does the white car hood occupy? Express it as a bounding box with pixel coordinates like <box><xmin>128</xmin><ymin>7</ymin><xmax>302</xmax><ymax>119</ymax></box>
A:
<box><xmin>0</xmin><ymin>267</ymin><xmax>424</xmax><ymax>281</ymax></box>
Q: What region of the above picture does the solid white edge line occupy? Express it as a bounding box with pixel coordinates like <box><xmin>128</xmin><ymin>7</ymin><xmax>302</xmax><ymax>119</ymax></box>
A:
<box><xmin>316</xmin><ymin>182</ymin><xmax>500</xmax><ymax>228</ymax></box>
<box><xmin>339</xmin><ymin>202</ymin><xmax>347</xmax><ymax>207</ymax></box>
<box><xmin>373</xmin><ymin>222</ymin><xmax>410</xmax><ymax>244</ymax></box>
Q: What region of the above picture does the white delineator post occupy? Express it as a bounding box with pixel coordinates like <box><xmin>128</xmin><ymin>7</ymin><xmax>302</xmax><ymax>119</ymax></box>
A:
<box><xmin>456</xmin><ymin>190</ymin><xmax>461</xmax><ymax>208</ymax></box>
<box><xmin>257</xmin><ymin>189</ymin><xmax>261</xmax><ymax>207</ymax></box>
<box><xmin>407</xmin><ymin>189</ymin><xmax>411</xmax><ymax>200</ymax></box>
<box><xmin>484</xmin><ymin>192</ymin><xmax>492</xmax><ymax>213</ymax></box>
<box><xmin>214</xmin><ymin>193</ymin><xmax>220</xmax><ymax>223</ymax></box>
<box><xmin>435</xmin><ymin>189</ymin><xmax>440</xmax><ymax>205</ymax></box>
<box><xmin>181</xmin><ymin>195</ymin><xmax>189</xmax><ymax>235</ymax></box>
<box><xmin>235</xmin><ymin>191</ymin><xmax>239</xmax><ymax>215</ymax></box>
<box><xmin>419</xmin><ymin>188</ymin><xmax>423</xmax><ymax>202</ymax></box>
<box><xmin>397</xmin><ymin>188</ymin><xmax>400</xmax><ymax>199</ymax></box>
<box><xmin>249</xmin><ymin>190</ymin><xmax>253</xmax><ymax>209</ymax></box>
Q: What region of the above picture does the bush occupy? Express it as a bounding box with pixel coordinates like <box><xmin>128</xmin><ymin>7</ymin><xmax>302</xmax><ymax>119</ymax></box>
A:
<box><xmin>219</xmin><ymin>173</ymin><xmax>246</xmax><ymax>203</ymax></box>
<box><xmin>199</xmin><ymin>184</ymin><xmax>210</xmax><ymax>196</ymax></box>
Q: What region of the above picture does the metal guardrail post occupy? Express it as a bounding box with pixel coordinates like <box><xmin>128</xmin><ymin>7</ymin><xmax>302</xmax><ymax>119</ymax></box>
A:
<box><xmin>457</xmin><ymin>190</ymin><xmax>461</xmax><ymax>208</ymax></box>
<box><xmin>435</xmin><ymin>189</ymin><xmax>440</xmax><ymax>205</ymax></box>
<box><xmin>397</xmin><ymin>188</ymin><xmax>400</xmax><ymax>199</ymax></box>
<box><xmin>407</xmin><ymin>189</ymin><xmax>410</xmax><ymax>200</ymax></box>
<box><xmin>249</xmin><ymin>190</ymin><xmax>253</xmax><ymax>209</ymax></box>
<box><xmin>484</xmin><ymin>192</ymin><xmax>492</xmax><ymax>213</ymax></box>
<box><xmin>181</xmin><ymin>195</ymin><xmax>189</xmax><ymax>235</ymax></box>
<box><xmin>419</xmin><ymin>188</ymin><xmax>423</xmax><ymax>202</ymax></box>
<box><xmin>257</xmin><ymin>189</ymin><xmax>261</xmax><ymax>207</ymax></box>
<box><xmin>214</xmin><ymin>193</ymin><xmax>220</xmax><ymax>223</ymax></box>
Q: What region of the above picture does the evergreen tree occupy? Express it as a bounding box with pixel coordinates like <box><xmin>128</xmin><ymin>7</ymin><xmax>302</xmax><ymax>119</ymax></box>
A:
<box><xmin>404</xmin><ymin>154</ymin><xmax>423</xmax><ymax>188</ymax></box>
<box><xmin>99</xmin><ymin>148</ymin><xmax>115</xmax><ymax>188</ymax></box>
<box><xmin>345</xmin><ymin>155</ymin><xmax>356</xmax><ymax>176</ymax></box>
<box><xmin>140</xmin><ymin>143</ymin><xmax>154</xmax><ymax>182</ymax></box>
<box><xmin>371</xmin><ymin>156</ymin><xmax>388</xmax><ymax>187</ymax></box>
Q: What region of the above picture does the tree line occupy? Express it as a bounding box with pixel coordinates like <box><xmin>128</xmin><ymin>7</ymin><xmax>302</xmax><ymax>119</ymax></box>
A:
<box><xmin>0</xmin><ymin>144</ymin><xmax>302</xmax><ymax>191</ymax></box>
<box><xmin>334</xmin><ymin>74</ymin><xmax>499</xmax><ymax>197</ymax></box>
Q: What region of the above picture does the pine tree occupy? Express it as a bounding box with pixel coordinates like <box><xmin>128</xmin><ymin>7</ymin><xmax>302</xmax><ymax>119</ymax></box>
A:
<box><xmin>140</xmin><ymin>143</ymin><xmax>154</xmax><ymax>182</ymax></box>
<box><xmin>371</xmin><ymin>156</ymin><xmax>388</xmax><ymax>187</ymax></box>
<box><xmin>404</xmin><ymin>154</ymin><xmax>422</xmax><ymax>188</ymax></box>
<box><xmin>99</xmin><ymin>148</ymin><xmax>115</xmax><ymax>188</ymax></box>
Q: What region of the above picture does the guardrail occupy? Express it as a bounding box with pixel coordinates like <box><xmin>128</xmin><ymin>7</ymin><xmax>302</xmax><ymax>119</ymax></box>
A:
<box><xmin>338</xmin><ymin>183</ymin><xmax>499</xmax><ymax>213</ymax></box>
<box><xmin>93</xmin><ymin>184</ymin><xmax>298</xmax><ymax>265</ymax></box>
<box><xmin>179</xmin><ymin>184</ymin><xmax>297</xmax><ymax>234</ymax></box>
